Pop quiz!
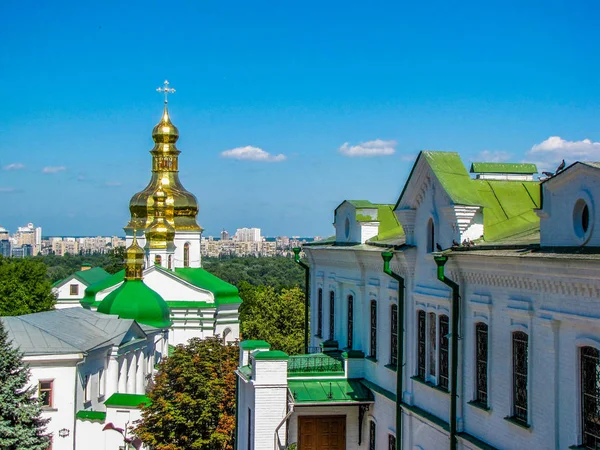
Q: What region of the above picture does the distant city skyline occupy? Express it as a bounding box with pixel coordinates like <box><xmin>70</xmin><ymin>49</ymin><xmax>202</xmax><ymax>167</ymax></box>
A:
<box><xmin>2</xmin><ymin>1</ymin><xmax>599</xmax><ymax>236</ymax></box>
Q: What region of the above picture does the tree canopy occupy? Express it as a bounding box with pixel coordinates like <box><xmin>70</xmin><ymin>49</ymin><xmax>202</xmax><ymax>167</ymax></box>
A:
<box><xmin>238</xmin><ymin>281</ymin><xmax>306</xmax><ymax>355</ymax></box>
<box><xmin>0</xmin><ymin>256</ymin><xmax>55</xmax><ymax>316</ymax></box>
<box><xmin>34</xmin><ymin>247</ymin><xmax>125</xmax><ymax>283</ymax></box>
<box><xmin>0</xmin><ymin>320</ymin><xmax>50</xmax><ymax>449</ymax></box>
<box><xmin>135</xmin><ymin>337</ymin><xmax>238</xmax><ymax>450</ymax></box>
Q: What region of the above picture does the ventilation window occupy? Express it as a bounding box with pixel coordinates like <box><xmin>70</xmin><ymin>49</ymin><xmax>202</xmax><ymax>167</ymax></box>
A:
<box><xmin>344</xmin><ymin>217</ymin><xmax>350</xmax><ymax>240</ymax></box>
<box><xmin>573</xmin><ymin>199</ymin><xmax>592</xmax><ymax>242</ymax></box>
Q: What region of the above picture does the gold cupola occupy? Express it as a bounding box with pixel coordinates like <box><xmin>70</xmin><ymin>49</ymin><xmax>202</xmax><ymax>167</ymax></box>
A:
<box><xmin>145</xmin><ymin>183</ymin><xmax>175</xmax><ymax>249</ymax></box>
<box><xmin>125</xmin><ymin>232</ymin><xmax>145</xmax><ymax>280</ymax></box>
<box><xmin>126</xmin><ymin>81</ymin><xmax>202</xmax><ymax>234</ymax></box>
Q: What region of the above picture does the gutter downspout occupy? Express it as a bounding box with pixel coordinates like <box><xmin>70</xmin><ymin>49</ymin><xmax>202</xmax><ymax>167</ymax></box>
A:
<box><xmin>293</xmin><ymin>247</ymin><xmax>310</xmax><ymax>355</ymax></box>
<box><xmin>434</xmin><ymin>254</ymin><xmax>460</xmax><ymax>450</ymax></box>
<box><xmin>382</xmin><ymin>251</ymin><xmax>404</xmax><ymax>450</ymax></box>
<box><xmin>273</xmin><ymin>393</ymin><xmax>295</xmax><ymax>450</ymax></box>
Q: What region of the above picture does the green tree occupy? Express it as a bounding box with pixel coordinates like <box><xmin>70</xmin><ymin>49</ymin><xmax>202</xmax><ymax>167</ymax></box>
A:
<box><xmin>135</xmin><ymin>337</ymin><xmax>238</xmax><ymax>450</ymax></box>
<box><xmin>238</xmin><ymin>282</ymin><xmax>305</xmax><ymax>355</ymax></box>
<box><xmin>0</xmin><ymin>320</ymin><xmax>50</xmax><ymax>449</ymax></box>
<box><xmin>0</xmin><ymin>257</ymin><xmax>55</xmax><ymax>316</ymax></box>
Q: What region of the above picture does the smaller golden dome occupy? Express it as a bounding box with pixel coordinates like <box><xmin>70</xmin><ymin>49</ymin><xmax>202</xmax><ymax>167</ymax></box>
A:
<box><xmin>145</xmin><ymin>184</ymin><xmax>175</xmax><ymax>249</ymax></box>
<box><xmin>125</xmin><ymin>233</ymin><xmax>145</xmax><ymax>280</ymax></box>
<box><xmin>152</xmin><ymin>106</ymin><xmax>179</xmax><ymax>144</ymax></box>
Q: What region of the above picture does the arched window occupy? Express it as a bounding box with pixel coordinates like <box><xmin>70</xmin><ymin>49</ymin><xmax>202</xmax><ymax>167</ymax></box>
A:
<box><xmin>417</xmin><ymin>310</ymin><xmax>426</xmax><ymax>378</ymax></box>
<box><xmin>317</xmin><ymin>288</ymin><xmax>323</xmax><ymax>337</ymax></box>
<box><xmin>438</xmin><ymin>314</ymin><xmax>449</xmax><ymax>390</ymax></box>
<box><xmin>329</xmin><ymin>291</ymin><xmax>335</xmax><ymax>340</ymax></box>
<box><xmin>512</xmin><ymin>331</ymin><xmax>529</xmax><ymax>424</ymax></box>
<box><xmin>429</xmin><ymin>312</ymin><xmax>436</xmax><ymax>377</ymax></box>
<box><xmin>370</xmin><ymin>300</ymin><xmax>377</xmax><ymax>358</ymax></box>
<box><xmin>581</xmin><ymin>346</ymin><xmax>600</xmax><ymax>448</ymax></box>
<box><xmin>347</xmin><ymin>295</ymin><xmax>354</xmax><ymax>349</ymax></box>
<box><xmin>222</xmin><ymin>328</ymin><xmax>232</xmax><ymax>343</ymax></box>
<box><xmin>390</xmin><ymin>304</ymin><xmax>398</xmax><ymax>367</ymax></box>
<box><xmin>183</xmin><ymin>243</ymin><xmax>190</xmax><ymax>267</ymax></box>
<box><xmin>427</xmin><ymin>218</ymin><xmax>435</xmax><ymax>253</ymax></box>
<box><xmin>369</xmin><ymin>420</ymin><xmax>376</xmax><ymax>450</ymax></box>
<box><xmin>154</xmin><ymin>255</ymin><xmax>162</xmax><ymax>266</ymax></box>
<box><xmin>168</xmin><ymin>255</ymin><xmax>172</xmax><ymax>270</ymax></box>
<box><xmin>475</xmin><ymin>323</ymin><xmax>489</xmax><ymax>405</ymax></box>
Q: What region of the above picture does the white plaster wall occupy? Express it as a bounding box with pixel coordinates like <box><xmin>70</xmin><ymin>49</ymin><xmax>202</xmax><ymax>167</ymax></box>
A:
<box><xmin>75</xmin><ymin>420</ymin><xmax>106</xmax><ymax>450</ymax></box>
<box><xmin>27</xmin><ymin>357</ymin><xmax>80</xmax><ymax>450</ymax></box>
<box><xmin>54</xmin><ymin>278</ymin><xmax>87</xmax><ymax>302</ymax></box>
<box><xmin>236</xmin><ymin>375</ymin><xmax>255</xmax><ymax>450</ymax></box>
<box><xmin>143</xmin><ymin>269</ymin><xmax>214</xmax><ymax>303</ymax></box>
<box><xmin>174</xmin><ymin>231</ymin><xmax>202</xmax><ymax>268</ymax></box>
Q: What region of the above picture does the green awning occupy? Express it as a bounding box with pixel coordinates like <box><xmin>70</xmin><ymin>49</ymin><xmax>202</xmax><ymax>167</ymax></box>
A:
<box><xmin>104</xmin><ymin>393</ymin><xmax>150</xmax><ymax>408</ymax></box>
<box><xmin>289</xmin><ymin>378</ymin><xmax>374</xmax><ymax>405</ymax></box>
<box><xmin>76</xmin><ymin>410</ymin><xmax>106</xmax><ymax>421</ymax></box>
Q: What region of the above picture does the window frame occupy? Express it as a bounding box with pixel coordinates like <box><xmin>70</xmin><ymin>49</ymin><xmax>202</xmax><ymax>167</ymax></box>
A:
<box><xmin>475</xmin><ymin>322</ymin><xmax>489</xmax><ymax>406</ymax></box>
<box><xmin>388</xmin><ymin>434</ymin><xmax>396</xmax><ymax>450</ymax></box>
<box><xmin>38</xmin><ymin>380</ymin><xmax>53</xmax><ymax>408</ymax></box>
<box><xmin>511</xmin><ymin>331</ymin><xmax>529</xmax><ymax>425</ymax></box>
<box><xmin>438</xmin><ymin>314</ymin><xmax>449</xmax><ymax>390</ymax></box>
<box><xmin>84</xmin><ymin>374</ymin><xmax>92</xmax><ymax>403</ymax></box>
<box><xmin>347</xmin><ymin>295</ymin><xmax>354</xmax><ymax>349</ymax></box>
<box><xmin>329</xmin><ymin>290</ymin><xmax>335</xmax><ymax>340</ymax></box>
<box><xmin>98</xmin><ymin>368</ymin><xmax>105</xmax><ymax>399</ymax></box>
<box><xmin>417</xmin><ymin>310</ymin><xmax>426</xmax><ymax>379</ymax></box>
<box><xmin>369</xmin><ymin>300</ymin><xmax>377</xmax><ymax>359</ymax></box>
<box><xmin>183</xmin><ymin>242</ymin><xmax>190</xmax><ymax>267</ymax></box>
<box><xmin>390</xmin><ymin>304</ymin><xmax>398</xmax><ymax>367</ymax></box>
<box><xmin>69</xmin><ymin>284</ymin><xmax>79</xmax><ymax>296</ymax></box>
<box><xmin>428</xmin><ymin>312</ymin><xmax>437</xmax><ymax>380</ymax></box>
<box><xmin>581</xmin><ymin>346</ymin><xmax>600</xmax><ymax>449</ymax></box>
<box><xmin>316</xmin><ymin>288</ymin><xmax>323</xmax><ymax>337</ymax></box>
<box><xmin>369</xmin><ymin>420</ymin><xmax>376</xmax><ymax>450</ymax></box>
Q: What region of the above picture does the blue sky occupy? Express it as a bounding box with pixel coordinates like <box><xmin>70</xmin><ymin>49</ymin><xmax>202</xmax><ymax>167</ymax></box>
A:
<box><xmin>1</xmin><ymin>0</ymin><xmax>599</xmax><ymax>237</ymax></box>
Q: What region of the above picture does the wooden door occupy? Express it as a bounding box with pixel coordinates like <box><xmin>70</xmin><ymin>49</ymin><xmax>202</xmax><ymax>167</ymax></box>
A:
<box><xmin>298</xmin><ymin>415</ymin><xmax>346</xmax><ymax>450</ymax></box>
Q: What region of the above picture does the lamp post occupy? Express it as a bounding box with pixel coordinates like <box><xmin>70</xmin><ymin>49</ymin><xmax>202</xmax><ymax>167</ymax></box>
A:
<box><xmin>434</xmin><ymin>254</ymin><xmax>460</xmax><ymax>450</ymax></box>
<box><xmin>292</xmin><ymin>247</ymin><xmax>310</xmax><ymax>354</ymax></box>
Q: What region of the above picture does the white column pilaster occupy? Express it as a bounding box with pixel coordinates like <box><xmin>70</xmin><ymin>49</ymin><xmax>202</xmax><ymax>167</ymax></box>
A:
<box><xmin>106</xmin><ymin>347</ymin><xmax>119</xmax><ymax>399</ymax></box>
<box><xmin>127</xmin><ymin>353</ymin><xmax>136</xmax><ymax>394</ymax></box>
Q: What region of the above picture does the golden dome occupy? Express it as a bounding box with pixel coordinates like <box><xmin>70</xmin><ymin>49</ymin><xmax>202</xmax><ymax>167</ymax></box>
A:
<box><xmin>125</xmin><ymin>104</ymin><xmax>202</xmax><ymax>233</ymax></box>
<box><xmin>145</xmin><ymin>184</ymin><xmax>176</xmax><ymax>249</ymax></box>
<box><xmin>125</xmin><ymin>233</ymin><xmax>145</xmax><ymax>280</ymax></box>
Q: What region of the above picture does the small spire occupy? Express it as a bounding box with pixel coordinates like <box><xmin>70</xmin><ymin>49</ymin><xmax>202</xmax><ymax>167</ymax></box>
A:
<box><xmin>125</xmin><ymin>225</ymin><xmax>145</xmax><ymax>281</ymax></box>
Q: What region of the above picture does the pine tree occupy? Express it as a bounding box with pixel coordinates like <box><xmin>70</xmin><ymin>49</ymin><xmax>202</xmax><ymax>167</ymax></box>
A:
<box><xmin>0</xmin><ymin>320</ymin><xmax>50</xmax><ymax>450</ymax></box>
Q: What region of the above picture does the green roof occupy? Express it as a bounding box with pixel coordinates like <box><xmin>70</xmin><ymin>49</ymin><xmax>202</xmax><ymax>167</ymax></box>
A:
<box><xmin>76</xmin><ymin>410</ymin><xmax>106</xmax><ymax>421</ymax></box>
<box><xmin>173</xmin><ymin>267</ymin><xmax>242</xmax><ymax>305</ymax></box>
<box><xmin>288</xmin><ymin>378</ymin><xmax>374</xmax><ymax>404</ymax></box>
<box><xmin>81</xmin><ymin>269</ymin><xmax>125</xmax><ymax>307</ymax></box>
<box><xmin>75</xmin><ymin>267</ymin><xmax>111</xmax><ymax>285</ymax></box>
<box><xmin>367</xmin><ymin>204</ymin><xmax>404</xmax><ymax>242</ymax></box>
<box><xmin>240</xmin><ymin>340</ymin><xmax>271</xmax><ymax>350</ymax></box>
<box><xmin>396</xmin><ymin>151</ymin><xmax>541</xmax><ymax>243</ymax></box>
<box><xmin>288</xmin><ymin>353</ymin><xmax>344</xmax><ymax>375</ymax></box>
<box><xmin>253</xmin><ymin>350</ymin><xmax>289</xmax><ymax>360</ymax></box>
<box><xmin>470</xmin><ymin>162</ymin><xmax>537</xmax><ymax>174</ymax></box>
<box><xmin>104</xmin><ymin>393</ymin><xmax>151</xmax><ymax>408</ymax></box>
<box><xmin>97</xmin><ymin>279</ymin><xmax>172</xmax><ymax>328</ymax></box>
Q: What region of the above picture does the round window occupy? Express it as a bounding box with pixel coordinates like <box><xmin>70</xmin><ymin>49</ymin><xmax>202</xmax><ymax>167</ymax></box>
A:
<box><xmin>573</xmin><ymin>198</ymin><xmax>592</xmax><ymax>241</ymax></box>
<box><xmin>345</xmin><ymin>217</ymin><xmax>350</xmax><ymax>240</ymax></box>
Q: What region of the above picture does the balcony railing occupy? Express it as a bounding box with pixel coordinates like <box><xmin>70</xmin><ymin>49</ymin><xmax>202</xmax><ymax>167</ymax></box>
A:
<box><xmin>288</xmin><ymin>354</ymin><xmax>344</xmax><ymax>374</ymax></box>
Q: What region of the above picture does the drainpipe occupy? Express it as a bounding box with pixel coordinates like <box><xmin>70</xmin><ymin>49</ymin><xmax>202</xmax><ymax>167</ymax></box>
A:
<box><xmin>273</xmin><ymin>392</ymin><xmax>295</xmax><ymax>450</ymax></box>
<box><xmin>292</xmin><ymin>247</ymin><xmax>310</xmax><ymax>355</ymax></box>
<box><xmin>433</xmin><ymin>254</ymin><xmax>459</xmax><ymax>450</ymax></box>
<box><xmin>382</xmin><ymin>251</ymin><xmax>404</xmax><ymax>450</ymax></box>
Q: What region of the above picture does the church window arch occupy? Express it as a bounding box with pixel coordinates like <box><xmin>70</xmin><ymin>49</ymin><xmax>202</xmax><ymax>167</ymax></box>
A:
<box><xmin>154</xmin><ymin>255</ymin><xmax>162</xmax><ymax>266</ymax></box>
<box><xmin>427</xmin><ymin>218</ymin><xmax>435</xmax><ymax>253</ymax></box>
<box><xmin>223</xmin><ymin>328</ymin><xmax>232</xmax><ymax>343</ymax></box>
<box><xmin>184</xmin><ymin>243</ymin><xmax>190</xmax><ymax>267</ymax></box>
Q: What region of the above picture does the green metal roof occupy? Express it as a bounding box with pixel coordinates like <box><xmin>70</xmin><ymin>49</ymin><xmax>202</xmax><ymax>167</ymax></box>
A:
<box><xmin>253</xmin><ymin>350</ymin><xmax>289</xmax><ymax>360</ymax></box>
<box><xmin>173</xmin><ymin>267</ymin><xmax>242</xmax><ymax>305</ymax></box>
<box><xmin>104</xmin><ymin>393</ymin><xmax>151</xmax><ymax>408</ymax></box>
<box><xmin>470</xmin><ymin>162</ymin><xmax>537</xmax><ymax>174</ymax></box>
<box><xmin>97</xmin><ymin>280</ymin><xmax>172</xmax><ymax>328</ymax></box>
<box><xmin>367</xmin><ymin>204</ymin><xmax>404</xmax><ymax>242</ymax></box>
<box><xmin>76</xmin><ymin>410</ymin><xmax>106</xmax><ymax>421</ymax></box>
<box><xmin>81</xmin><ymin>270</ymin><xmax>125</xmax><ymax>307</ymax></box>
<box><xmin>75</xmin><ymin>267</ymin><xmax>111</xmax><ymax>285</ymax></box>
<box><xmin>240</xmin><ymin>340</ymin><xmax>271</xmax><ymax>350</ymax></box>
<box><xmin>289</xmin><ymin>378</ymin><xmax>374</xmax><ymax>404</ymax></box>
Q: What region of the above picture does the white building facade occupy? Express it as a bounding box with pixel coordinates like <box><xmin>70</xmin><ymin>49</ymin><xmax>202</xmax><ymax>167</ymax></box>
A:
<box><xmin>236</xmin><ymin>152</ymin><xmax>600</xmax><ymax>450</ymax></box>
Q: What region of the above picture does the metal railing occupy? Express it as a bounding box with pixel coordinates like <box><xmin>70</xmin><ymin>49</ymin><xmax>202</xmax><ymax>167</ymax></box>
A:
<box><xmin>287</xmin><ymin>354</ymin><xmax>343</xmax><ymax>374</ymax></box>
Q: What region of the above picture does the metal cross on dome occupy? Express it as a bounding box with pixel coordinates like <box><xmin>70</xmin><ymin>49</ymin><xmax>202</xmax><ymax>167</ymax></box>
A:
<box><xmin>156</xmin><ymin>80</ymin><xmax>176</xmax><ymax>104</ymax></box>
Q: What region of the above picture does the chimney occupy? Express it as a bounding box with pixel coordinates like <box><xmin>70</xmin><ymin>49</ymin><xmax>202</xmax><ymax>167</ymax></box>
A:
<box><xmin>81</xmin><ymin>263</ymin><xmax>92</xmax><ymax>271</ymax></box>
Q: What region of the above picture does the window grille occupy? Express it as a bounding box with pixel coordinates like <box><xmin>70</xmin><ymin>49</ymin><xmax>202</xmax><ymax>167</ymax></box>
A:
<box><xmin>428</xmin><ymin>312</ymin><xmax>436</xmax><ymax>377</ymax></box>
<box><xmin>347</xmin><ymin>295</ymin><xmax>354</xmax><ymax>349</ymax></box>
<box><xmin>317</xmin><ymin>288</ymin><xmax>323</xmax><ymax>337</ymax></box>
<box><xmin>388</xmin><ymin>434</ymin><xmax>396</xmax><ymax>450</ymax></box>
<box><xmin>581</xmin><ymin>346</ymin><xmax>600</xmax><ymax>448</ymax></box>
<box><xmin>439</xmin><ymin>314</ymin><xmax>449</xmax><ymax>390</ymax></box>
<box><xmin>369</xmin><ymin>421</ymin><xmax>376</xmax><ymax>450</ymax></box>
<box><xmin>417</xmin><ymin>310</ymin><xmax>426</xmax><ymax>378</ymax></box>
<box><xmin>475</xmin><ymin>323</ymin><xmax>488</xmax><ymax>405</ymax></box>
<box><xmin>370</xmin><ymin>301</ymin><xmax>377</xmax><ymax>358</ymax></box>
<box><xmin>390</xmin><ymin>304</ymin><xmax>398</xmax><ymax>367</ymax></box>
<box><xmin>329</xmin><ymin>291</ymin><xmax>335</xmax><ymax>340</ymax></box>
<box><xmin>512</xmin><ymin>331</ymin><xmax>528</xmax><ymax>424</ymax></box>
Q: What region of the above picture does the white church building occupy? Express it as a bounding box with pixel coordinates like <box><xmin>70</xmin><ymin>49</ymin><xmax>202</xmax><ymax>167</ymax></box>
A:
<box><xmin>236</xmin><ymin>151</ymin><xmax>600</xmax><ymax>450</ymax></box>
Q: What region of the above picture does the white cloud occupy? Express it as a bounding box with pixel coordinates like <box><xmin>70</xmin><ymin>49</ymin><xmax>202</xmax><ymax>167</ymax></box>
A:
<box><xmin>3</xmin><ymin>163</ymin><xmax>25</xmax><ymax>171</ymax></box>
<box><xmin>42</xmin><ymin>166</ymin><xmax>66</xmax><ymax>174</ymax></box>
<box><xmin>221</xmin><ymin>146</ymin><xmax>286</xmax><ymax>162</ymax></box>
<box><xmin>475</xmin><ymin>150</ymin><xmax>512</xmax><ymax>163</ymax></box>
<box><xmin>527</xmin><ymin>136</ymin><xmax>600</xmax><ymax>170</ymax></box>
<box><xmin>339</xmin><ymin>139</ymin><xmax>396</xmax><ymax>157</ymax></box>
<box><xmin>105</xmin><ymin>181</ymin><xmax>122</xmax><ymax>187</ymax></box>
<box><xmin>0</xmin><ymin>187</ymin><xmax>22</xmax><ymax>193</ymax></box>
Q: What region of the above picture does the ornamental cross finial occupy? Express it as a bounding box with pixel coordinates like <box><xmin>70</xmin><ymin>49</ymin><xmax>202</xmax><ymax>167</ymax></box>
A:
<box><xmin>156</xmin><ymin>80</ymin><xmax>175</xmax><ymax>104</ymax></box>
